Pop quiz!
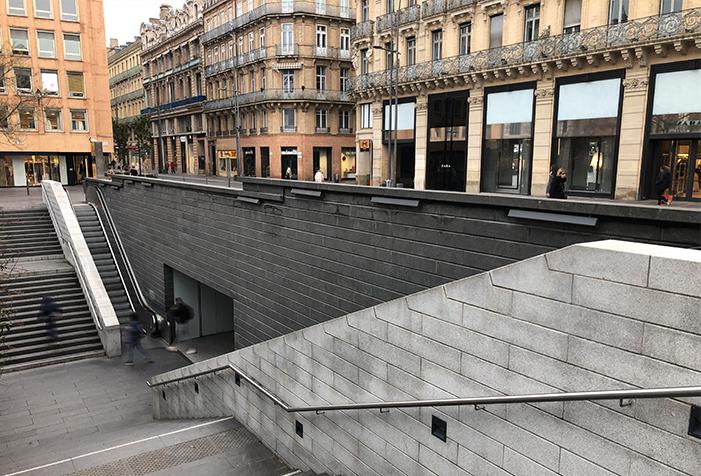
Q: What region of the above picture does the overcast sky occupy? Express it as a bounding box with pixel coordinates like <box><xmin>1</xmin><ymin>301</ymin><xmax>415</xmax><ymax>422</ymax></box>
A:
<box><xmin>104</xmin><ymin>0</ymin><xmax>169</xmax><ymax>45</ymax></box>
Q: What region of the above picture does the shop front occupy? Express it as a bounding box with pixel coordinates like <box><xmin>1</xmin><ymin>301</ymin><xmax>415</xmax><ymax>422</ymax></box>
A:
<box><xmin>383</xmin><ymin>98</ymin><xmax>416</xmax><ymax>188</ymax></box>
<box><xmin>426</xmin><ymin>91</ymin><xmax>468</xmax><ymax>192</ymax></box>
<box><xmin>0</xmin><ymin>154</ymin><xmax>92</xmax><ymax>187</ymax></box>
<box><xmin>642</xmin><ymin>61</ymin><xmax>701</xmax><ymax>201</ymax></box>
<box><xmin>340</xmin><ymin>147</ymin><xmax>356</xmax><ymax>182</ymax></box>
<box><xmin>217</xmin><ymin>149</ymin><xmax>238</xmax><ymax>177</ymax></box>
<box><xmin>481</xmin><ymin>83</ymin><xmax>535</xmax><ymax>195</ymax></box>
<box><xmin>551</xmin><ymin>72</ymin><xmax>623</xmax><ymax>198</ymax></box>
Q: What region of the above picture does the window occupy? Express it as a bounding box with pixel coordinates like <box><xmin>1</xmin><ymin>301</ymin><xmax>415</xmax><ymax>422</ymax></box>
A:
<box><xmin>70</xmin><ymin>110</ymin><xmax>87</xmax><ymax>131</ymax></box>
<box><xmin>316</xmin><ymin>109</ymin><xmax>327</xmax><ymax>129</ymax></box>
<box><xmin>10</xmin><ymin>29</ymin><xmax>29</xmax><ymax>55</ymax></box>
<box><xmin>360</xmin><ymin>49</ymin><xmax>369</xmax><ymax>75</ymax></box>
<box><xmin>41</xmin><ymin>70</ymin><xmax>59</xmax><ymax>95</ymax></box>
<box><xmin>0</xmin><ymin>67</ymin><xmax>5</xmax><ymax>93</ymax></box>
<box><xmin>524</xmin><ymin>4</ymin><xmax>540</xmax><ymax>42</ymax></box>
<box><xmin>340</xmin><ymin>28</ymin><xmax>350</xmax><ymax>52</ymax></box>
<box><xmin>339</xmin><ymin>110</ymin><xmax>350</xmax><ymax>130</ymax></box>
<box><xmin>609</xmin><ymin>0</ymin><xmax>628</xmax><ymax>25</ymax></box>
<box><xmin>385</xmin><ymin>42</ymin><xmax>393</xmax><ymax>70</ymax></box>
<box><xmin>431</xmin><ymin>30</ymin><xmax>442</xmax><ymax>61</ymax></box>
<box><xmin>261</xmin><ymin>69</ymin><xmax>266</xmax><ymax>90</ymax></box>
<box><xmin>316</xmin><ymin>65</ymin><xmax>326</xmax><ymax>90</ymax></box>
<box><xmin>37</xmin><ymin>31</ymin><xmax>55</xmax><ymax>58</ymax></box>
<box><xmin>14</xmin><ymin>68</ymin><xmax>32</xmax><ymax>93</ymax></box>
<box><xmin>63</xmin><ymin>34</ymin><xmax>81</xmax><ymax>60</ymax></box>
<box><xmin>660</xmin><ymin>0</ymin><xmax>682</xmax><ymax>14</ymax></box>
<box><xmin>282</xmin><ymin>69</ymin><xmax>294</xmax><ymax>93</ymax></box>
<box><xmin>316</xmin><ymin>25</ymin><xmax>327</xmax><ymax>48</ymax></box>
<box><xmin>248</xmin><ymin>32</ymin><xmax>254</xmax><ymax>52</ymax></box>
<box><xmin>490</xmin><ymin>14</ymin><xmax>503</xmax><ymax>48</ymax></box>
<box><xmin>19</xmin><ymin>109</ymin><xmax>36</xmax><ymax>129</ymax></box>
<box><xmin>459</xmin><ymin>23</ymin><xmax>471</xmax><ymax>55</ymax></box>
<box><xmin>35</xmin><ymin>0</ymin><xmax>52</xmax><ymax>17</ymax></box>
<box><xmin>262</xmin><ymin>110</ymin><xmax>268</xmax><ymax>128</ymax></box>
<box><xmin>361</xmin><ymin>0</ymin><xmax>369</xmax><ymax>21</ymax></box>
<box><xmin>283</xmin><ymin>108</ymin><xmax>295</xmax><ymax>129</ymax></box>
<box><xmin>259</xmin><ymin>27</ymin><xmax>265</xmax><ymax>47</ymax></box>
<box><xmin>281</xmin><ymin>23</ymin><xmax>294</xmax><ymax>54</ymax></box>
<box><xmin>45</xmin><ymin>109</ymin><xmax>62</xmax><ymax>131</ymax></box>
<box><xmin>238</xmin><ymin>36</ymin><xmax>243</xmax><ymax>56</ymax></box>
<box><xmin>340</xmin><ymin>67</ymin><xmax>349</xmax><ymax>92</ymax></box>
<box><xmin>406</xmin><ymin>37</ymin><xmax>416</xmax><ymax>65</ymax></box>
<box><xmin>563</xmin><ymin>0</ymin><xmax>582</xmax><ymax>33</ymax></box>
<box><xmin>60</xmin><ymin>0</ymin><xmax>78</xmax><ymax>21</ymax></box>
<box><xmin>360</xmin><ymin>103</ymin><xmax>372</xmax><ymax>128</ymax></box>
<box><xmin>67</xmin><ymin>72</ymin><xmax>84</xmax><ymax>97</ymax></box>
<box><xmin>8</xmin><ymin>0</ymin><xmax>25</xmax><ymax>15</ymax></box>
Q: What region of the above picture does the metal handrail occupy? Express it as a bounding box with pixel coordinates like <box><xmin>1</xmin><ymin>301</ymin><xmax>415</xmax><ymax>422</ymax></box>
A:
<box><xmin>93</xmin><ymin>186</ymin><xmax>159</xmax><ymax>325</ymax></box>
<box><xmin>86</xmin><ymin>202</ymin><xmax>135</xmax><ymax>314</ymax></box>
<box><xmin>147</xmin><ymin>363</ymin><xmax>701</xmax><ymax>413</ymax></box>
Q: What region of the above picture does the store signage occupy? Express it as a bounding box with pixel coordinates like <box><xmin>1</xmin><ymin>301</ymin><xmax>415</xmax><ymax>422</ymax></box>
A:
<box><xmin>359</xmin><ymin>139</ymin><xmax>371</xmax><ymax>151</ymax></box>
<box><xmin>650</xmin><ymin>113</ymin><xmax>701</xmax><ymax>135</ymax></box>
<box><xmin>217</xmin><ymin>150</ymin><xmax>237</xmax><ymax>159</ymax></box>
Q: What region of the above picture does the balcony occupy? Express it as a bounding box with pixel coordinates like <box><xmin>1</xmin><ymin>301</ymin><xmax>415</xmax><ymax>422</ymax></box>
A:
<box><xmin>315</xmin><ymin>127</ymin><xmax>330</xmax><ymax>133</ymax></box>
<box><xmin>351</xmin><ymin>21</ymin><xmax>374</xmax><ymax>42</ymax></box>
<box><xmin>142</xmin><ymin>95</ymin><xmax>207</xmax><ymax>115</ymax></box>
<box><xmin>375</xmin><ymin>4</ymin><xmax>421</xmax><ymax>33</ymax></box>
<box><xmin>111</xmin><ymin>90</ymin><xmax>145</xmax><ymax>106</ymax></box>
<box><xmin>339</xmin><ymin>127</ymin><xmax>353</xmax><ymax>134</ymax></box>
<box><xmin>276</xmin><ymin>44</ymin><xmax>299</xmax><ymax>56</ymax></box>
<box><xmin>280</xmin><ymin>126</ymin><xmax>297</xmax><ymax>133</ymax></box>
<box><xmin>202</xmin><ymin>2</ymin><xmax>355</xmax><ymax>45</ymax></box>
<box><xmin>204</xmin><ymin>89</ymin><xmax>352</xmax><ymax>112</ymax></box>
<box><xmin>352</xmin><ymin>8</ymin><xmax>701</xmax><ymax>94</ymax></box>
<box><xmin>109</xmin><ymin>66</ymin><xmax>142</xmax><ymax>86</ymax></box>
<box><xmin>205</xmin><ymin>48</ymin><xmax>268</xmax><ymax>77</ymax></box>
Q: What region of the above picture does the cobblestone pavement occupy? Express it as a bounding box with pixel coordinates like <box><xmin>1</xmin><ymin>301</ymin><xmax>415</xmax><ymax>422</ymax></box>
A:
<box><xmin>0</xmin><ymin>351</ymin><xmax>289</xmax><ymax>476</ymax></box>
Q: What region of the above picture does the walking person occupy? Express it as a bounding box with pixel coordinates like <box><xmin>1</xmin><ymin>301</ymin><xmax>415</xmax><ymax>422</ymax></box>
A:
<box><xmin>655</xmin><ymin>165</ymin><xmax>673</xmax><ymax>206</ymax></box>
<box><xmin>285</xmin><ymin>166</ymin><xmax>293</xmax><ymax>180</ymax></box>
<box><xmin>124</xmin><ymin>313</ymin><xmax>153</xmax><ymax>366</ymax></box>
<box><xmin>39</xmin><ymin>296</ymin><xmax>61</xmax><ymax>341</ymax></box>
<box><xmin>166</xmin><ymin>297</ymin><xmax>196</xmax><ymax>354</ymax></box>
<box><xmin>546</xmin><ymin>167</ymin><xmax>568</xmax><ymax>199</ymax></box>
<box><xmin>314</xmin><ymin>168</ymin><xmax>325</xmax><ymax>183</ymax></box>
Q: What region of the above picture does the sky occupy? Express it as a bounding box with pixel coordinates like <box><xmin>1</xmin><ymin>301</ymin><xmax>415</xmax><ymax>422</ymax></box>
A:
<box><xmin>104</xmin><ymin>0</ymin><xmax>168</xmax><ymax>46</ymax></box>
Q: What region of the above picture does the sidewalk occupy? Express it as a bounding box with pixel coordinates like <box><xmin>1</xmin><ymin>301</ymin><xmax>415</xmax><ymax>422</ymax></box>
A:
<box><xmin>0</xmin><ymin>186</ymin><xmax>86</xmax><ymax>211</ymax></box>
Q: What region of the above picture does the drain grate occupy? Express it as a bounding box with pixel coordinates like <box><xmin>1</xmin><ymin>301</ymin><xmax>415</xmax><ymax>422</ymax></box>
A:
<box><xmin>70</xmin><ymin>426</ymin><xmax>263</xmax><ymax>476</ymax></box>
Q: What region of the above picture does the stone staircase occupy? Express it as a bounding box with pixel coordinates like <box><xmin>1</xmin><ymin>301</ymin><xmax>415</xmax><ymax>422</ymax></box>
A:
<box><xmin>0</xmin><ymin>209</ymin><xmax>63</xmax><ymax>259</ymax></box>
<box><xmin>74</xmin><ymin>204</ymin><xmax>133</xmax><ymax>324</ymax></box>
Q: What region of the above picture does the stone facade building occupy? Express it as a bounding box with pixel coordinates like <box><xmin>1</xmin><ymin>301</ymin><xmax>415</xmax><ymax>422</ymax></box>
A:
<box><xmin>141</xmin><ymin>1</ymin><xmax>207</xmax><ymax>175</ymax></box>
<box><xmin>201</xmin><ymin>0</ymin><xmax>357</xmax><ymax>180</ymax></box>
<box><xmin>351</xmin><ymin>0</ymin><xmax>701</xmax><ymax>201</ymax></box>
<box><xmin>0</xmin><ymin>0</ymin><xmax>114</xmax><ymax>187</ymax></box>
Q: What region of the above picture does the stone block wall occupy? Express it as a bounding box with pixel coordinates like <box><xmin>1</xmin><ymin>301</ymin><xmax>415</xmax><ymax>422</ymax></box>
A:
<box><xmin>150</xmin><ymin>241</ymin><xmax>701</xmax><ymax>476</ymax></box>
<box><xmin>90</xmin><ymin>177</ymin><xmax>700</xmax><ymax>351</ymax></box>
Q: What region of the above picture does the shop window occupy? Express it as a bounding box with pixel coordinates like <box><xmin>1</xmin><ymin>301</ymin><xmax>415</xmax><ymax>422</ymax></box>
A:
<box><xmin>60</xmin><ymin>0</ymin><xmax>79</xmax><ymax>21</ymax></box>
<box><xmin>427</xmin><ymin>92</ymin><xmax>468</xmax><ymax>192</ymax></box>
<box><xmin>37</xmin><ymin>31</ymin><xmax>55</xmax><ymax>58</ymax></box>
<box><xmin>8</xmin><ymin>0</ymin><xmax>25</xmax><ymax>16</ymax></box>
<box><xmin>564</xmin><ymin>0</ymin><xmax>581</xmax><ymax>33</ymax></box>
<box><xmin>70</xmin><ymin>109</ymin><xmax>88</xmax><ymax>131</ymax></box>
<box><xmin>41</xmin><ymin>70</ymin><xmax>59</xmax><ymax>95</ymax></box>
<box><xmin>660</xmin><ymin>0</ymin><xmax>682</xmax><ymax>14</ymax></box>
<box><xmin>14</xmin><ymin>68</ymin><xmax>32</xmax><ymax>94</ymax></box>
<box><xmin>482</xmin><ymin>86</ymin><xmax>534</xmax><ymax>195</ymax></box>
<box><xmin>609</xmin><ymin>0</ymin><xmax>628</xmax><ymax>25</ymax></box>
<box><xmin>281</xmin><ymin>147</ymin><xmax>298</xmax><ymax>179</ymax></box>
<box><xmin>63</xmin><ymin>33</ymin><xmax>81</xmax><ymax>60</ymax></box>
<box><xmin>19</xmin><ymin>109</ymin><xmax>36</xmax><ymax>130</ymax></box>
<box><xmin>459</xmin><ymin>23</ymin><xmax>471</xmax><ymax>56</ymax></box>
<box><xmin>490</xmin><ymin>14</ymin><xmax>503</xmax><ymax>48</ymax></box>
<box><xmin>10</xmin><ymin>29</ymin><xmax>29</xmax><ymax>55</ymax></box>
<box><xmin>35</xmin><ymin>0</ymin><xmax>52</xmax><ymax>18</ymax></box>
<box><xmin>553</xmin><ymin>76</ymin><xmax>622</xmax><ymax>196</ymax></box>
<box><xmin>341</xmin><ymin>148</ymin><xmax>356</xmax><ymax>180</ymax></box>
<box><xmin>45</xmin><ymin>109</ymin><xmax>63</xmax><ymax>131</ymax></box>
<box><xmin>524</xmin><ymin>4</ymin><xmax>540</xmax><ymax>42</ymax></box>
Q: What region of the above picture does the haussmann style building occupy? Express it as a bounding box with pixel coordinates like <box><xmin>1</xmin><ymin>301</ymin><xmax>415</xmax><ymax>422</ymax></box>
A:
<box><xmin>201</xmin><ymin>0</ymin><xmax>357</xmax><ymax>181</ymax></box>
<box><xmin>350</xmin><ymin>0</ymin><xmax>701</xmax><ymax>201</ymax></box>
<box><xmin>140</xmin><ymin>1</ymin><xmax>207</xmax><ymax>175</ymax></box>
<box><xmin>0</xmin><ymin>0</ymin><xmax>114</xmax><ymax>187</ymax></box>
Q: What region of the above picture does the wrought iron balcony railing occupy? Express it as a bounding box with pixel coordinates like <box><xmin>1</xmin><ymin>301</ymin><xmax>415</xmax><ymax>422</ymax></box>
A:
<box><xmin>111</xmin><ymin>90</ymin><xmax>145</xmax><ymax>106</ymax></box>
<box><xmin>204</xmin><ymin>48</ymin><xmax>268</xmax><ymax>77</ymax></box>
<box><xmin>204</xmin><ymin>89</ymin><xmax>352</xmax><ymax>111</ymax></box>
<box><xmin>202</xmin><ymin>1</ymin><xmax>355</xmax><ymax>45</ymax></box>
<box><xmin>351</xmin><ymin>20</ymin><xmax>374</xmax><ymax>41</ymax></box>
<box><xmin>109</xmin><ymin>66</ymin><xmax>142</xmax><ymax>86</ymax></box>
<box><xmin>351</xmin><ymin>8</ymin><xmax>701</xmax><ymax>93</ymax></box>
<box><xmin>141</xmin><ymin>95</ymin><xmax>207</xmax><ymax>115</ymax></box>
<box><xmin>143</xmin><ymin>57</ymin><xmax>201</xmax><ymax>85</ymax></box>
<box><xmin>375</xmin><ymin>4</ymin><xmax>421</xmax><ymax>33</ymax></box>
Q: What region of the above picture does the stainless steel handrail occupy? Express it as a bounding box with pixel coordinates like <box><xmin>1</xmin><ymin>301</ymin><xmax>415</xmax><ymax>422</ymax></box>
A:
<box><xmin>93</xmin><ymin>186</ymin><xmax>159</xmax><ymax>323</ymax></box>
<box><xmin>86</xmin><ymin>202</ymin><xmax>135</xmax><ymax>314</ymax></box>
<box><xmin>147</xmin><ymin>364</ymin><xmax>701</xmax><ymax>413</ymax></box>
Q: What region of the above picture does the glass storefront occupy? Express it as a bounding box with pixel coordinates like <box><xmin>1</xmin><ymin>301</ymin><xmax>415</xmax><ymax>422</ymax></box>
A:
<box><xmin>0</xmin><ymin>154</ymin><xmax>77</xmax><ymax>187</ymax></box>
<box><xmin>427</xmin><ymin>91</ymin><xmax>468</xmax><ymax>192</ymax></box>
<box><xmin>552</xmin><ymin>74</ymin><xmax>622</xmax><ymax>197</ymax></box>
<box><xmin>645</xmin><ymin>62</ymin><xmax>701</xmax><ymax>201</ymax></box>
<box><xmin>281</xmin><ymin>147</ymin><xmax>298</xmax><ymax>179</ymax></box>
<box><xmin>341</xmin><ymin>147</ymin><xmax>356</xmax><ymax>181</ymax></box>
<box><xmin>1</xmin><ymin>158</ymin><xmax>15</xmax><ymax>186</ymax></box>
<box><xmin>482</xmin><ymin>85</ymin><xmax>534</xmax><ymax>194</ymax></box>
<box><xmin>243</xmin><ymin>147</ymin><xmax>256</xmax><ymax>176</ymax></box>
<box><xmin>383</xmin><ymin>99</ymin><xmax>416</xmax><ymax>188</ymax></box>
<box><xmin>313</xmin><ymin>147</ymin><xmax>332</xmax><ymax>181</ymax></box>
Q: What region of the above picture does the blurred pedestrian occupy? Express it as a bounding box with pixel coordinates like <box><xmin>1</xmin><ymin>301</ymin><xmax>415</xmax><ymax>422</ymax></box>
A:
<box><xmin>546</xmin><ymin>167</ymin><xmax>568</xmax><ymax>199</ymax></box>
<box><xmin>314</xmin><ymin>169</ymin><xmax>324</xmax><ymax>183</ymax></box>
<box><xmin>655</xmin><ymin>165</ymin><xmax>673</xmax><ymax>206</ymax></box>
<box><xmin>166</xmin><ymin>297</ymin><xmax>196</xmax><ymax>354</ymax></box>
<box><xmin>124</xmin><ymin>312</ymin><xmax>153</xmax><ymax>366</ymax></box>
<box><xmin>130</xmin><ymin>163</ymin><xmax>139</xmax><ymax>176</ymax></box>
<box><xmin>285</xmin><ymin>166</ymin><xmax>293</xmax><ymax>180</ymax></box>
<box><xmin>39</xmin><ymin>296</ymin><xmax>60</xmax><ymax>341</ymax></box>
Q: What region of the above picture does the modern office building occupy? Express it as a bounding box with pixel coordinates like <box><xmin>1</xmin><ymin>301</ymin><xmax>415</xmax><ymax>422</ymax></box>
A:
<box><xmin>201</xmin><ymin>0</ymin><xmax>357</xmax><ymax>181</ymax></box>
<box><xmin>108</xmin><ymin>38</ymin><xmax>146</xmax><ymax>167</ymax></box>
<box><xmin>140</xmin><ymin>2</ymin><xmax>207</xmax><ymax>175</ymax></box>
<box><xmin>0</xmin><ymin>0</ymin><xmax>114</xmax><ymax>187</ymax></box>
<box><xmin>351</xmin><ymin>0</ymin><xmax>701</xmax><ymax>201</ymax></box>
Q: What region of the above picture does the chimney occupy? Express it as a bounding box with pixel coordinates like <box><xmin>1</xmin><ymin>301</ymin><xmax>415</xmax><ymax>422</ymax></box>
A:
<box><xmin>109</xmin><ymin>38</ymin><xmax>119</xmax><ymax>49</ymax></box>
<box><xmin>159</xmin><ymin>4</ymin><xmax>171</xmax><ymax>20</ymax></box>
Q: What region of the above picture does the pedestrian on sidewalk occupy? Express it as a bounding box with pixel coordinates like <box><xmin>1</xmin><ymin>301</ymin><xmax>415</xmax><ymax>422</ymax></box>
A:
<box><xmin>314</xmin><ymin>169</ymin><xmax>325</xmax><ymax>183</ymax></box>
<box><xmin>166</xmin><ymin>297</ymin><xmax>196</xmax><ymax>354</ymax></box>
<box><xmin>655</xmin><ymin>165</ymin><xmax>673</xmax><ymax>206</ymax></box>
<box><xmin>546</xmin><ymin>167</ymin><xmax>568</xmax><ymax>199</ymax></box>
<box><xmin>124</xmin><ymin>312</ymin><xmax>153</xmax><ymax>366</ymax></box>
<box><xmin>39</xmin><ymin>296</ymin><xmax>61</xmax><ymax>341</ymax></box>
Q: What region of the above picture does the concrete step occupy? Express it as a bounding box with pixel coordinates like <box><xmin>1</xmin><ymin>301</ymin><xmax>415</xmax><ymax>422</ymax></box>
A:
<box><xmin>1</xmin><ymin>349</ymin><xmax>105</xmax><ymax>373</ymax></box>
<box><xmin>11</xmin><ymin>309</ymin><xmax>92</xmax><ymax>325</ymax></box>
<box><xmin>12</xmin><ymin>305</ymin><xmax>90</xmax><ymax>321</ymax></box>
<box><xmin>0</xmin><ymin>337</ymin><xmax>103</xmax><ymax>367</ymax></box>
<box><xmin>7</xmin><ymin>317</ymin><xmax>96</xmax><ymax>336</ymax></box>
<box><xmin>3</xmin><ymin>328</ymin><xmax>101</xmax><ymax>350</ymax></box>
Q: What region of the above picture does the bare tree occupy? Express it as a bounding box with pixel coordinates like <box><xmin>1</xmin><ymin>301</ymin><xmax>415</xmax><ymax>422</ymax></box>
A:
<box><xmin>0</xmin><ymin>246</ymin><xmax>15</xmax><ymax>379</ymax></box>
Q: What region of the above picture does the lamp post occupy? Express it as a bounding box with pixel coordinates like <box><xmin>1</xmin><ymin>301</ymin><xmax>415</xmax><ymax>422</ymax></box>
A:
<box><xmin>373</xmin><ymin>40</ymin><xmax>400</xmax><ymax>187</ymax></box>
<box><xmin>230</xmin><ymin>33</ymin><xmax>243</xmax><ymax>185</ymax></box>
